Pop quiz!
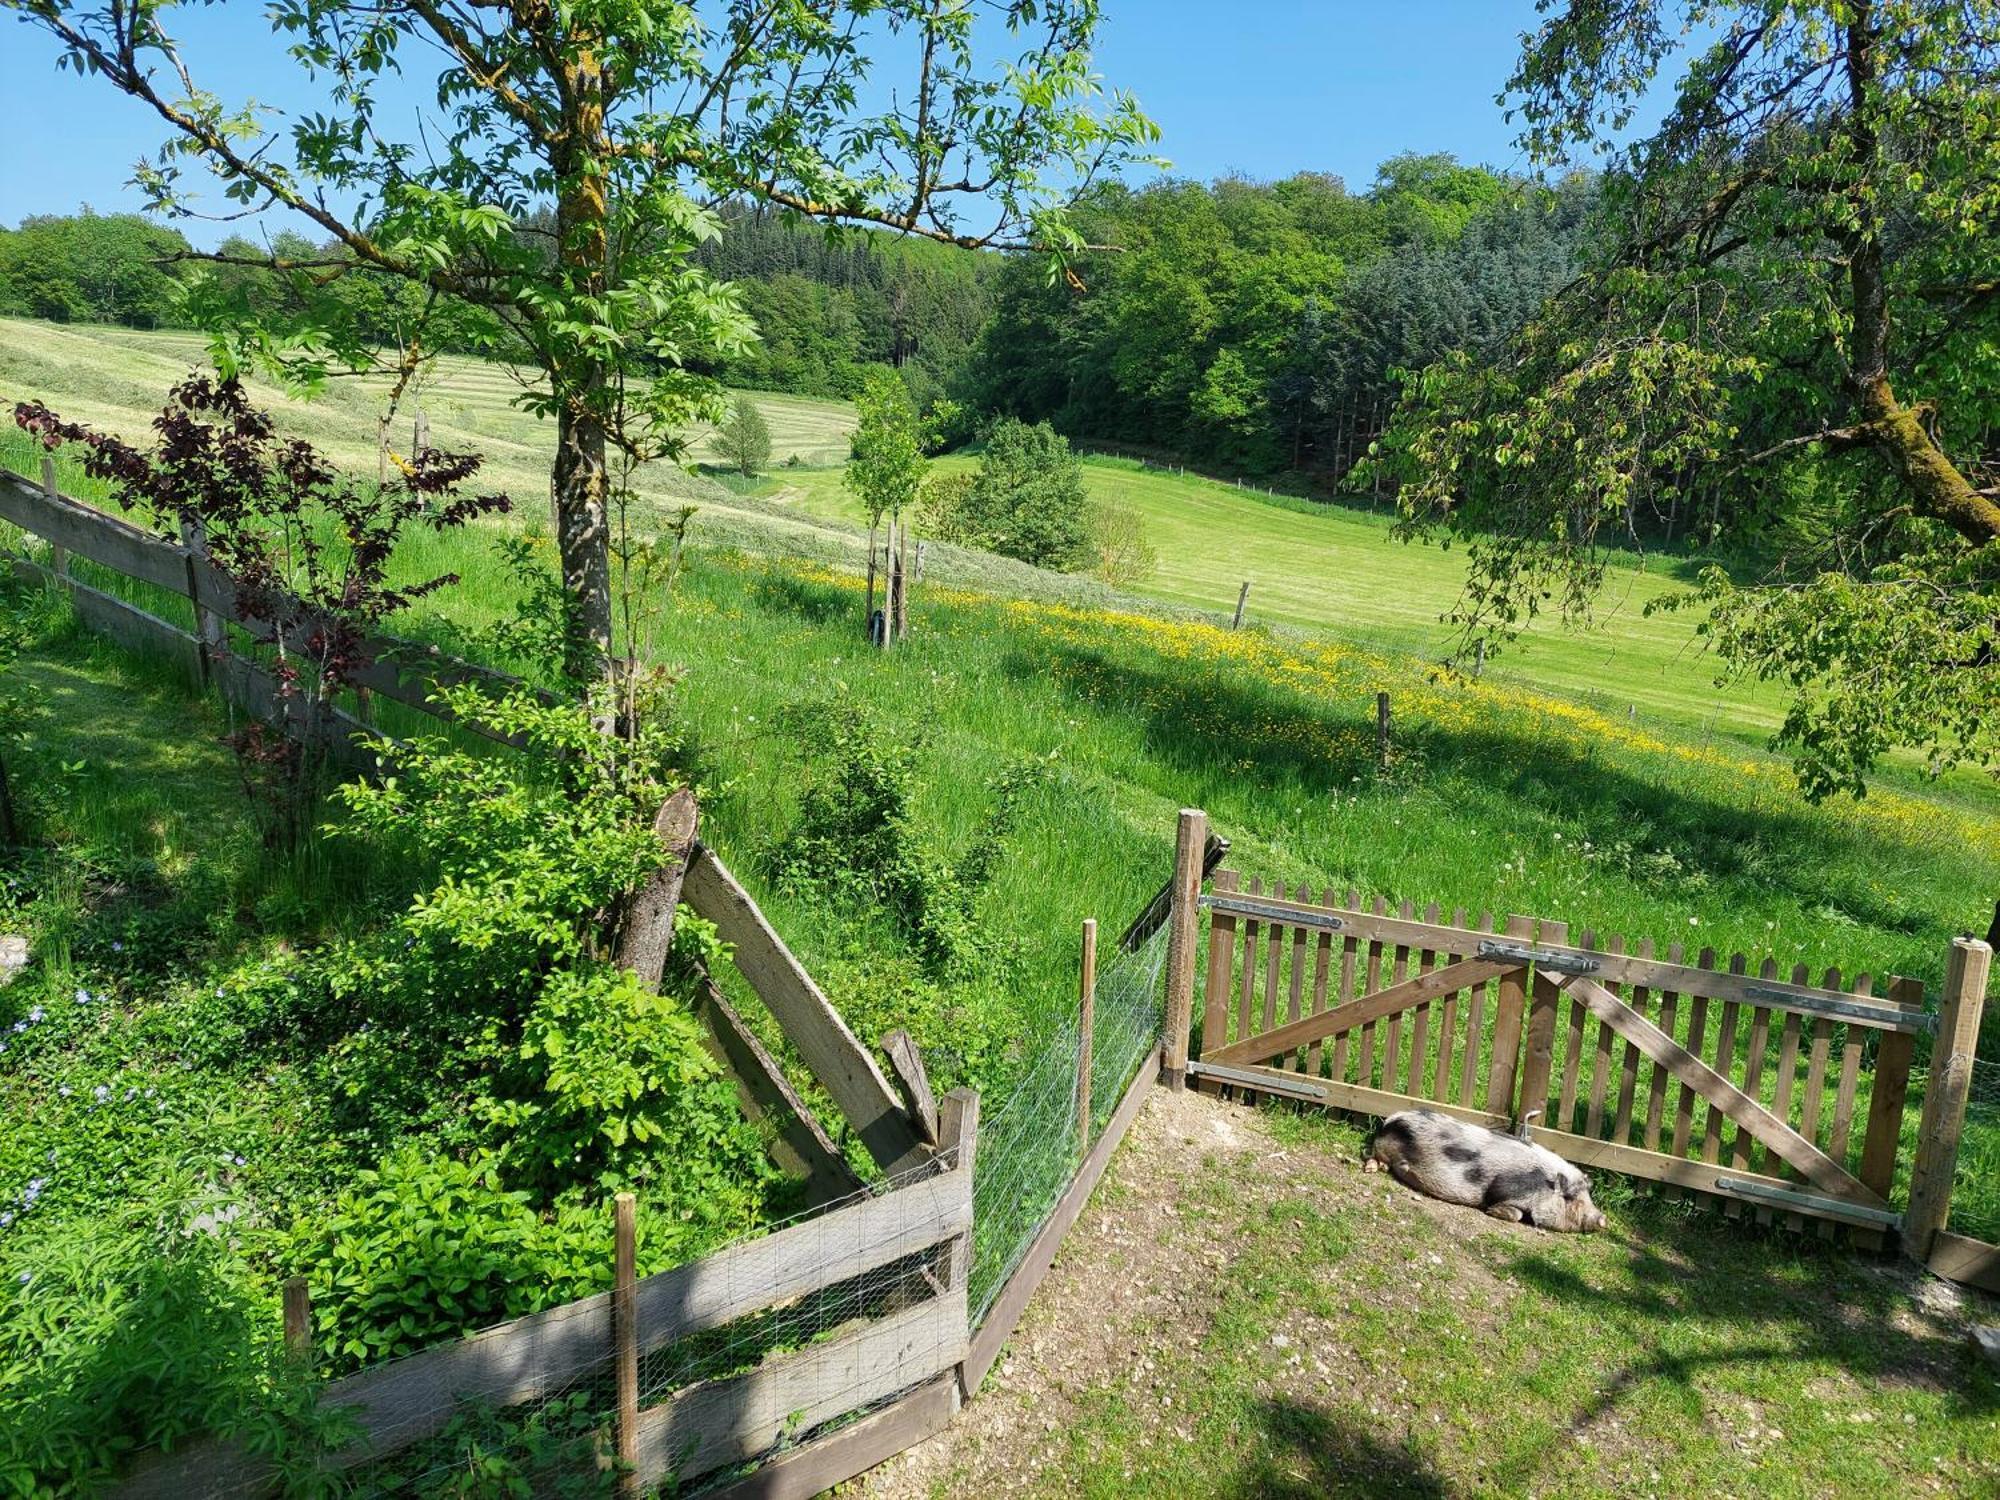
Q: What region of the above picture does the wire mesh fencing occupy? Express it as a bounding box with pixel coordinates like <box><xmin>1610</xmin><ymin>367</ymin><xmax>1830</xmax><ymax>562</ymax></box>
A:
<box><xmin>1938</xmin><ymin>1054</ymin><xmax>2000</xmax><ymax>1243</ymax></box>
<box><xmin>967</xmin><ymin>922</ymin><xmax>1170</xmax><ymax>1322</ymax></box>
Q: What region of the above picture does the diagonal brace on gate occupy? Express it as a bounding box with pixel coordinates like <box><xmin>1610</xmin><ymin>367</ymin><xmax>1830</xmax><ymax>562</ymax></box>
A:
<box><xmin>1209</xmin><ymin>956</ymin><xmax>1518</xmax><ymax>1068</ymax></box>
<box><xmin>1552</xmin><ymin>973</ymin><xmax>1888</xmax><ymax>1208</ymax></box>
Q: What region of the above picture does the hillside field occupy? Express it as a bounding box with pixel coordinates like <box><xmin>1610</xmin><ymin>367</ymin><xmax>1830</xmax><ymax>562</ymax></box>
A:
<box><xmin>0</xmin><ymin>320</ymin><xmax>1827</xmax><ymax>764</ymax></box>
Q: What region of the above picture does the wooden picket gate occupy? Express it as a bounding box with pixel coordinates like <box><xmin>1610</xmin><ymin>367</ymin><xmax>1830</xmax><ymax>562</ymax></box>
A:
<box><xmin>1183</xmin><ymin>875</ymin><xmax>1937</xmax><ymax>1242</ymax></box>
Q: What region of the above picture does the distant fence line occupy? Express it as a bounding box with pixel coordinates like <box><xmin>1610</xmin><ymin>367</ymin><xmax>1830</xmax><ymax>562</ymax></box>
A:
<box><xmin>0</xmin><ymin>458</ymin><xmax>545</xmax><ymax>766</ymax></box>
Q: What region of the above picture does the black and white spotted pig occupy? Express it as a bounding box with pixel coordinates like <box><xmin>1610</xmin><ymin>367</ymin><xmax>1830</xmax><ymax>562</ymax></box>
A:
<box><xmin>1363</xmin><ymin>1109</ymin><xmax>1606</xmax><ymax>1233</ymax></box>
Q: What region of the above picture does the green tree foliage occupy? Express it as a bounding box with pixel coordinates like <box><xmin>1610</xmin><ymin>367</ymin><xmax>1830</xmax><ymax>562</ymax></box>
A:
<box><xmin>1088</xmin><ymin>503</ymin><xmax>1158</xmax><ymax>588</ymax></box>
<box><xmin>1381</xmin><ymin>0</ymin><xmax>2000</xmax><ymax>796</ymax></box>
<box><xmin>692</xmin><ymin>204</ymin><xmax>998</xmax><ymax>402</ymax></box>
<box><xmin>0</xmin><ymin>210</ymin><xmax>190</xmax><ymax>326</ymax></box>
<box><xmin>927</xmin><ymin>419</ymin><xmax>1093</xmax><ymax>570</ymax></box>
<box><xmin>969</xmin><ymin>160</ymin><xmax>1592</xmax><ymax>481</ymax></box>
<box><xmin>713</xmin><ymin>396</ymin><xmax>773</xmax><ymax>478</ymax></box>
<box><xmin>19</xmin><ymin>2</ymin><xmax>1157</xmax><ymax>680</ymax></box>
<box><xmin>845</xmin><ymin>369</ymin><xmax>931</xmax><ymax>529</ymax></box>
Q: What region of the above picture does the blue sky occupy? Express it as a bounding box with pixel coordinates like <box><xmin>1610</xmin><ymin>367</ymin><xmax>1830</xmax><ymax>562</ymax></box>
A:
<box><xmin>0</xmin><ymin>2</ymin><xmax>1637</xmax><ymax>244</ymax></box>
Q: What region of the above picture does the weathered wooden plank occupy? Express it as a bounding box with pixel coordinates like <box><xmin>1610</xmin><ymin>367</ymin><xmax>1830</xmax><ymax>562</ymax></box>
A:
<box><xmin>961</xmin><ymin>1045</ymin><xmax>1158</xmax><ymax>1395</ymax></box>
<box><xmin>1261</xmin><ymin>882</ymin><xmax>1287</xmax><ymax>1045</ymax></box>
<box><xmin>1198</xmin><ymin>870</ymin><xmax>1240</xmax><ymax>1079</ymax></box>
<box><xmin>1554</xmin><ymin>974</ymin><xmax>1886</xmax><ymax>1206</ymax></box>
<box><xmin>683</xmin><ymin>845</ymin><xmax>930</xmax><ymax>1176</ymax></box>
<box><xmin>1734</xmin><ymin>963</ymin><xmax>1776</xmax><ymax>1224</ymax></box>
<box><xmin>695</xmin><ymin>978</ymin><xmax>862</xmax><ymax>1205</ymax></box>
<box><xmin>1458</xmin><ymin>912</ymin><xmax>1494</xmax><ymax>1107</ymax></box>
<box><xmin>1383</xmin><ymin>900</ymin><xmax>1413</xmax><ymax>1093</ymax></box>
<box><xmin>0</xmin><ymin>468</ymin><xmax>188</xmax><ymax>591</ymax></box>
<box><xmin>697</xmin><ymin>1374</ymin><xmax>960</xmax><ymax>1500</ymax></box>
<box><xmin>1282</xmin><ymin>913</ymin><xmax>1308</xmax><ymax>1073</ymax></box>
<box><xmin>629</xmin><ymin>1288</ymin><xmax>968</xmax><ymax>1491</ymax></box>
<box><xmin>1330</xmin><ymin>891</ymin><xmax>1359</xmax><ymax>1086</ymax></box>
<box><xmin>1556</xmin><ymin>927</ymin><xmax>1593</xmax><ymax>1132</ymax></box>
<box><xmin>1485</xmin><ymin>914</ymin><xmax>1535</xmax><ymax>1113</ymax></box>
<box><xmin>1357</xmin><ymin>897</ymin><xmax>1386</xmax><ymax>1088</ymax></box>
<box><xmin>1304</xmin><ymin>891</ymin><xmax>1334</xmax><ymax>1080</ymax></box>
<box><xmin>1237</xmin><ymin>877</ymin><xmax>1262</xmax><ymax>1058</ymax></box>
<box><xmin>1701</xmin><ymin>957</ymin><xmax>1746</xmax><ymax>1179</ymax></box>
<box><xmin>1610</xmin><ymin>938</ymin><xmax>1651</xmax><ymax>1145</ymax></box>
<box><xmin>1644</xmin><ymin>945</ymin><xmax>1682</xmax><ymax>1156</ymax></box>
<box><xmin>1667</xmin><ymin>950</ymin><xmax>1715</xmax><ymax>1202</ymax></box>
<box><xmin>1192</xmin><ymin>895</ymin><xmax>1929</xmax><ymax>1032</ymax></box>
<box><xmin>1768</xmin><ymin>968</ymin><xmax>1808</xmax><ymax>1231</ymax></box>
<box><xmin>1584</xmin><ymin>935</ymin><xmax>1621</xmax><ymax>1139</ymax></box>
<box><xmin>1208</xmin><ymin>956</ymin><xmax>1517</xmax><ymax>1068</ymax></box>
<box><xmin>1432</xmin><ymin>908</ymin><xmax>1465</xmax><ymax>1102</ymax></box>
<box><xmin>1406</xmin><ymin>903</ymin><xmax>1438</xmax><ymax>1099</ymax></box>
<box><xmin>882</xmin><ymin>1031</ymin><xmax>940</xmax><ymax>1146</ymax></box>
<box><xmin>1517</xmin><ymin>919</ymin><xmax>1567</xmax><ymax>1124</ymax></box>
<box><xmin>1929</xmin><ymin>1230</ymin><xmax>2000</xmax><ymax>1296</ymax></box>
<box><xmin>1853</xmin><ymin>976</ymin><xmax>1921</xmax><ymax>1250</ymax></box>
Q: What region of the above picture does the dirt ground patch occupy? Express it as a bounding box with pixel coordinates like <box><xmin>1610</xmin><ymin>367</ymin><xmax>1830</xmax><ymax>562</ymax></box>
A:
<box><xmin>852</xmin><ymin>1088</ymin><xmax>2000</xmax><ymax>1499</ymax></box>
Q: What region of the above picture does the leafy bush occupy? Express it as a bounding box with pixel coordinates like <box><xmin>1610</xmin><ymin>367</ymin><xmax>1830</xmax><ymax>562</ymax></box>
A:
<box><xmin>0</xmin><ymin>1173</ymin><xmax>329</xmax><ymax>1495</ymax></box>
<box><xmin>770</xmin><ymin>694</ymin><xmax>1048</xmax><ymax>980</ymax></box>
<box><xmin>920</xmin><ymin>418</ymin><xmax>1091</xmax><ymax>569</ymax></box>
<box><xmin>1088</xmin><ymin>503</ymin><xmax>1158</xmax><ymax>587</ymax></box>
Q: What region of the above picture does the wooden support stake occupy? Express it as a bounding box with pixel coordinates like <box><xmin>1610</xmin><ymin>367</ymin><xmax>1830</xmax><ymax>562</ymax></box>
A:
<box><xmin>1076</xmin><ymin>918</ymin><xmax>1098</xmax><ymax>1149</ymax></box>
<box><xmin>1376</xmin><ymin>692</ymin><xmax>1391</xmax><ymax>773</ymax></box>
<box><xmin>1905</xmin><ymin>937</ymin><xmax>1993</xmax><ymax>1262</ymax></box>
<box><xmin>282</xmin><ymin>1277</ymin><xmax>311</xmax><ymax>1365</ymax></box>
<box><xmin>179</xmin><ymin>515</ymin><xmax>228</xmax><ymax>691</ymax></box>
<box><xmin>39</xmin><ymin>458</ymin><xmax>67</xmax><ymax>579</ymax></box>
<box><xmin>1231</xmin><ymin>580</ymin><xmax>1250</xmax><ymax>629</ymax></box>
<box><xmin>1161</xmin><ymin>809</ymin><xmax>1207</xmax><ymax>1090</ymax></box>
<box><xmin>614</xmin><ymin>1192</ymin><xmax>639</xmax><ymax>1500</ymax></box>
<box><xmin>881</xmin><ymin>1030</ymin><xmax>940</xmax><ymax>1145</ymax></box>
<box><xmin>413</xmin><ymin>409</ymin><xmax>430</xmax><ymax>456</ymax></box>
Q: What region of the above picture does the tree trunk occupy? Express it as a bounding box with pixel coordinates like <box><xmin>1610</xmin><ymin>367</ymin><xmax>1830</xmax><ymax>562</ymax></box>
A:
<box><xmin>1842</xmin><ymin>5</ymin><xmax>2000</xmax><ymax>548</ymax></box>
<box><xmin>554</xmin><ymin>399</ymin><xmax>615</xmax><ymax>675</ymax></box>
<box><xmin>552</xmin><ymin>43</ymin><xmax>615</xmax><ymax>683</ymax></box>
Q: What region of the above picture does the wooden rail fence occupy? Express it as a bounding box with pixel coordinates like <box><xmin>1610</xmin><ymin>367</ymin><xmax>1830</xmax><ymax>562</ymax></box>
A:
<box><xmin>0</xmin><ymin>460</ymin><xmax>542</xmax><ymax>764</ymax></box>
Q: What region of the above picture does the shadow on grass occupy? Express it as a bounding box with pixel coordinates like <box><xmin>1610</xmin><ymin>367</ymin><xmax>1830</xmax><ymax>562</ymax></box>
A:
<box><xmin>1485</xmin><ymin>1208</ymin><xmax>1998</xmax><ymax>1492</ymax></box>
<box><xmin>1007</xmin><ymin>639</ymin><xmax>1964</xmax><ymax>939</ymax></box>
<box><xmin>1223</xmin><ymin>1396</ymin><xmax>1446</xmax><ymax>1499</ymax></box>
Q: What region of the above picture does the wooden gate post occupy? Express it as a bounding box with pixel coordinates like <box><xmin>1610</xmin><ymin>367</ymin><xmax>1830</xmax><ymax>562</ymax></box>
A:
<box><xmin>1075</xmin><ymin>918</ymin><xmax>1097</xmax><ymax>1150</ymax></box>
<box><xmin>1162</xmin><ymin>808</ymin><xmax>1208</xmax><ymax>1090</ymax></box>
<box><xmin>937</xmin><ymin>1088</ymin><xmax>980</xmax><ymax>1298</ymax></box>
<box><xmin>1905</xmin><ymin>936</ymin><xmax>1994</xmax><ymax>1262</ymax></box>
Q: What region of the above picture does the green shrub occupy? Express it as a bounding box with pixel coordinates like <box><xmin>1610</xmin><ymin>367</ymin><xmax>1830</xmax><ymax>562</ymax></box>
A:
<box><xmin>0</xmin><ymin>1175</ymin><xmax>328</xmax><ymax>1495</ymax></box>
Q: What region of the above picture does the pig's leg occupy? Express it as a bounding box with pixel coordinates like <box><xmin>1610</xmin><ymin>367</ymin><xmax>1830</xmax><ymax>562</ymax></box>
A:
<box><xmin>1362</xmin><ymin>1156</ymin><xmax>1383</xmax><ymax>1174</ymax></box>
<box><xmin>1483</xmin><ymin>1204</ymin><xmax>1525</xmax><ymax>1222</ymax></box>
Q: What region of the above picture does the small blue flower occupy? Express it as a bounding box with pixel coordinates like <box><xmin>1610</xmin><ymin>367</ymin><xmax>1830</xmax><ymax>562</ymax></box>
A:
<box><xmin>92</xmin><ymin>1085</ymin><xmax>109</xmax><ymax>1103</ymax></box>
<box><xmin>110</xmin><ymin>941</ymin><xmax>123</xmax><ymax>952</ymax></box>
<box><xmin>74</xmin><ymin>988</ymin><xmax>89</xmax><ymax>1005</ymax></box>
<box><xmin>26</xmin><ymin>1007</ymin><xmax>43</xmax><ymax>1024</ymax></box>
<box><xmin>15</xmin><ymin>1271</ymin><xmax>28</xmax><ymax>1285</ymax></box>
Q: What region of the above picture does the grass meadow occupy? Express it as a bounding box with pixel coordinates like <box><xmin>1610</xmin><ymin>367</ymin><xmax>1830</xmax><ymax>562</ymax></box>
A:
<box><xmin>5</xmin><ymin>342</ymin><xmax>1999</xmax><ymax>1491</ymax></box>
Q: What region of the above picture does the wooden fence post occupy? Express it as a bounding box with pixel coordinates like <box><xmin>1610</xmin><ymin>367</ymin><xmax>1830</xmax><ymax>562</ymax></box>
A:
<box><xmin>937</xmin><ymin>1088</ymin><xmax>980</xmax><ymax>1298</ymax></box>
<box><xmin>1904</xmin><ymin>936</ymin><xmax>1994</xmax><ymax>1262</ymax></box>
<box><xmin>1075</xmin><ymin>919</ymin><xmax>1097</xmax><ymax>1150</ymax></box>
<box><xmin>178</xmin><ymin>515</ymin><xmax>228</xmax><ymax>691</ymax></box>
<box><xmin>39</xmin><ymin>458</ymin><xmax>68</xmax><ymax>580</ymax></box>
<box><xmin>1231</xmin><ymin>581</ymin><xmax>1250</xmax><ymax>629</ymax></box>
<box><xmin>614</xmin><ymin>1192</ymin><xmax>639</xmax><ymax>1500</ymax></box>
<box><xmin>282</xmin><ymin>1277</ymin><xmax>311</xmax><ymax>1365</ymax></box>
<box><xmin>1162</xmin><ymin>808</ymin><xmax>1207</xmax><ymax>1090</ymax></box>
<box><xmin>1376</xmin><ymin>691</ymin><xmax>1391</xmax><ymax>773</ymax></box>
